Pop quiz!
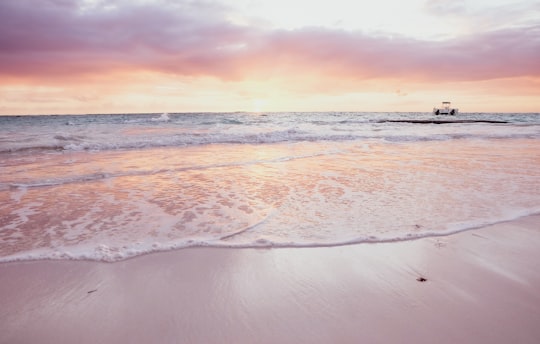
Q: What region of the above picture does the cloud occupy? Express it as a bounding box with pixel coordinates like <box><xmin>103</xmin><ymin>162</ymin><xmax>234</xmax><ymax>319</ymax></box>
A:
<box><xmin>0</xmin><ymin>0</ymin><xmax>539</xmax><ymax>84</ymax></box>
<box><xmin>424</xmin><ymin>0</ymin><xmax>466</xmax><ymax>15</ymax></box>
<box><xmin>424</xmin><ymin>0</ymin><xmax>540</xmax><ymax>33</ymax></box>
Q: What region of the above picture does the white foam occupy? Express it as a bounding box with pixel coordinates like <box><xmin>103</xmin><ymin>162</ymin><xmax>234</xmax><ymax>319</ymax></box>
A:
<box><xmin>151</xmin><ymin>113</ymin><xmax>170</xmax><ymax>122</ymax></box>
<box><xmin>1</xmin><ymin>209</ymin><xmax>538</xmax><ymax>264</ymax></box>
<box><xmin>2</xmin><ymin>113</ymin><xmax>539</xmax><ymax>154</ymax></box>
<box><xmin>2</xmin><ymin>112</ymin><xmax>540</xmax><ymax>263</ymax></box>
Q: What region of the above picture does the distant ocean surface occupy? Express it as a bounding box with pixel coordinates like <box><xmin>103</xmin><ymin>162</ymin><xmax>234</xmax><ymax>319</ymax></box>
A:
<box><xmin>1</xmin><ymin>112</ymin><xmax>539</xmax><ymax>262</ymax></box>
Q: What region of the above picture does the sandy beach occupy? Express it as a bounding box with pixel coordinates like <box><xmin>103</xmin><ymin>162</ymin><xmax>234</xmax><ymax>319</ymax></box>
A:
<box><xmin>1</xmin><ymin>215</ymin><xmax>540</xmax><ymax>344</ymax></box>
<box><xmin>2</xmin><ymin>1</ymin><xmax>539</xmax><ymax>343</ymax></box>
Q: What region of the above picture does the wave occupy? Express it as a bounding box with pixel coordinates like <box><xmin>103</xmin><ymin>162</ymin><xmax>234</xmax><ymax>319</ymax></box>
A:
<box><xmin>0</xmin><ymin>145</ymin><xmax>66</xmax><ymax>154</ymax></box>
<box><xmin>2</xmin><ymin>114</ymin><xmax>539</xmax><ymax>155</ymax></box>
<box><xmin>3</xmin><ymin>131</ymin><xmax>538</xmax><ymax>155</ymax></box>
<box><xmin>1</xmin><ymin>210</ymin><xmax>538</xmax><ymax>263</ymax></box>
<box><xmin>5</xmin><ymin>172</ymin><xmax>114</xmax><ymax>189</ymax></box>
<box><xmin>151</xmin><ymin>113</ymin><xmax>170</xmax><ymax>122</ymax></box>
<box><xmin>2</xmin><ymin>150</ymin><xmax>341</xmax><ymax>189</ymax></box>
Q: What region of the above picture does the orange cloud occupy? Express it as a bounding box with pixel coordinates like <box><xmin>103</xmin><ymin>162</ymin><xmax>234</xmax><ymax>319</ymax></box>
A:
<box><xmin>1</xmin><ymin>1</ymin><xmax>539</xmax><ymax>83</ymax></box>
<box><xmin>0</xmin><ymin>1</ymin><xmax>538</xmax><ymax>114</ymax></box>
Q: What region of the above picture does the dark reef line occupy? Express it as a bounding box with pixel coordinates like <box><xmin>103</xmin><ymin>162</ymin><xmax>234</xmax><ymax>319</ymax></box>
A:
<box><xmin>378</xmin><ymin>119</ymin><xmax>508</xmax><ymax>124</ymax></box>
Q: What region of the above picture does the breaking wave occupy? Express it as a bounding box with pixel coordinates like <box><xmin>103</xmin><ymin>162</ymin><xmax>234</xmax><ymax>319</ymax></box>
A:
<box><xmin>2</xmin><ymin>127</ymin><xmax>539</xmax><ymax>154</ymax></box>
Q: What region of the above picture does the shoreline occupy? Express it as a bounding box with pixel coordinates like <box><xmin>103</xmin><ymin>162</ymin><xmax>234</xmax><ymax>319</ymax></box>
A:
<box><xmin>3</xmin><ymin>211</ymin><xmax>539</xmax><ymax>264</ymax></box>
<box><xmin>1</xmin><ymin>215</ymin><xmax>540</xmax><ymax>343</ymax></box>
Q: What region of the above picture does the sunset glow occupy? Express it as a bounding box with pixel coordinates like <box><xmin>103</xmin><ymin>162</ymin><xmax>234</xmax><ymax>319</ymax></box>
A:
<box><xmin>0</xmin><ymin>0</ymin><xmax>538</xmax><ymax>114</ymax></box>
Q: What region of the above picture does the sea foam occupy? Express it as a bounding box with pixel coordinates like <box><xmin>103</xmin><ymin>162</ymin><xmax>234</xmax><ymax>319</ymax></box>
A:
<box><xmin>1</xmin><ymin>112</ymin><xmax>539</xmax><ymax>263</ymax></box>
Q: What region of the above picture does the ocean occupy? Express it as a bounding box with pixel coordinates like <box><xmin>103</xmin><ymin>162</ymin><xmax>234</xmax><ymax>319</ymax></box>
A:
<box><xmin>1</xmin><ymin>112</ymin><xmax>539</xmax><ymax>262</ymax></box>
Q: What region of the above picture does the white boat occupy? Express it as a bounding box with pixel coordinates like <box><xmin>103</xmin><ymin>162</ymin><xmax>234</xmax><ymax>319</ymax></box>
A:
<box><xmin>433</xmin><ymin>101</ymin><xmax>458</xmax><ymax>115</ymax></box>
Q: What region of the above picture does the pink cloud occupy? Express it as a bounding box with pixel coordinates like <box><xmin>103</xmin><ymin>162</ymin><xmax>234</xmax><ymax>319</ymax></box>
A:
<box><xmin>0</xmin><ymin>0</ymin><xmax>539</xmax><ymax>83</ymax></box>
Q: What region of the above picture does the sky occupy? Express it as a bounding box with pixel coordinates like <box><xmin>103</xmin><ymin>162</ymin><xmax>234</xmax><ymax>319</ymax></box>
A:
<box><xmin>0</xmin><ymin>0</ymin><xmax>539</xmax><ymax>114</ymax></box>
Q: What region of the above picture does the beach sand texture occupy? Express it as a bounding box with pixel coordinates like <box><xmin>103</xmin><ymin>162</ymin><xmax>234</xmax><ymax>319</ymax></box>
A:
<box><xmin>1</xmin><ymin>215</ymin><xmax>539</xmax><ymax>344</ymax></box>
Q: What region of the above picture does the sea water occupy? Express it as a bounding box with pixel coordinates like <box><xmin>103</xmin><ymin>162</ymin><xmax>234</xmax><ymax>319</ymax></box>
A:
<box><xmin>1</xmin><ymin>112</ymin><xmax>539</xmax><ymax>262</ymax></box>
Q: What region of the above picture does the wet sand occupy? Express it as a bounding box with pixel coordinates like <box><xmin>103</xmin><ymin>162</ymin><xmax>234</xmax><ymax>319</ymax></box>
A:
<box><xmin>1</xmin><ymin>215</ymin><xmax>540</xmax><ymax>344</ymax></box>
